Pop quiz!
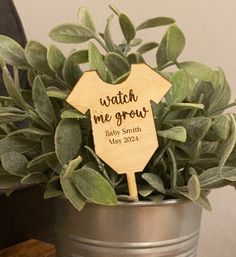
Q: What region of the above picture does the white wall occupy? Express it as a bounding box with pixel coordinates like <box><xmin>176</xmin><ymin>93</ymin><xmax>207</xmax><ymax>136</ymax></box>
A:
<box><xmin>13</xmin><ymin>1</ymin><xmax>236</xmax><ymax>256</ymax></box>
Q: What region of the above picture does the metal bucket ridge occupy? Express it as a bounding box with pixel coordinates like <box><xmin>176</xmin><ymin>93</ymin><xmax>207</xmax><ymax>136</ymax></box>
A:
<box><xmin>54</xmin><ymin>199</ymin><xmax>202</xmax><ymax>257</ymax></box>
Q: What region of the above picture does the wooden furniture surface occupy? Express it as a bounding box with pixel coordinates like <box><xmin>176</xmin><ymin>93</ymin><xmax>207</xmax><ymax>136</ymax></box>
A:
<box><xmin>0</xmin><ymin>239</ymin><xmax>56</xmax><ymax>257</ymax></box>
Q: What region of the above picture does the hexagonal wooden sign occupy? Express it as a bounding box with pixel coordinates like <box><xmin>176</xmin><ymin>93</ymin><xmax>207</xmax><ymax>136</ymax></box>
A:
<box><xmin>67</xmin><ymin>64</ymin><xmax>171</xmax><ymax>200</ymax></box>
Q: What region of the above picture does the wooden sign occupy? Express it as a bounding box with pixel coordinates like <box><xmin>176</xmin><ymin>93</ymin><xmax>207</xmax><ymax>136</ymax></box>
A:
<box><xmin>67</xmin><ymin>64</ymin><xmax>171</xmax><ymax>200</ymax></box>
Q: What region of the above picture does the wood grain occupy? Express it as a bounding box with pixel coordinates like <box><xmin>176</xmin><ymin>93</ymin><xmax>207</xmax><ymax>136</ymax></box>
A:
<box><xmin>0</xmin><ymin>239</ymin><xmax>56</xmax><ymax>257</ymax></box>
<box><xmin>67</xmin><ymin>64</ymin><xmax>171</xmax><ymax>199</ymax></box>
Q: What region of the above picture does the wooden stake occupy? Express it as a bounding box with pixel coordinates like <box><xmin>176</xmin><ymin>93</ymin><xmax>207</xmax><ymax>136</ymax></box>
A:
<box><xmin>126</xmin><ymin>172</ymin><xmax>138</xmax><ymax>201</ymax></box>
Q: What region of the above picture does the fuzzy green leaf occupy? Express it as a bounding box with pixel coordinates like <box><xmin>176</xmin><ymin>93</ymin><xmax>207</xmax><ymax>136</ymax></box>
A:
<box><xmin>73</xmin><ymin>168</ymin><xmax>117</xmax><ymax>205</ymax></box>
<box><xmin>129</xmin><ymin>38</ymin><xmax>142</xmax><ymax>47</ymax></box>
<box><xmin>105</xmin><ymin>52</ymin><xmax>130</xmax><ymax>77</ymax></box>
<box><xmin>8</xmin><ymin>127</ymin><xmax>51</xmax><ymax>137</ymax></box>
<box><xmin>137</xmin><ymin>42</ymin><xmax>158</xmax><ymax>54</ymax></box>
<box><xmin>47</xmin><ymin>45</ymin><xmax>65</xmax><ymax>73</ymax></box>
<box><xmin>62</xmin><ymin>58</ymin><xmax>82</xmax><ymax>87</ymax></box>
<box><xmin>142</xmin><ymin>173</ymin><xmax>165</xmax><ymax>194</ymax></box>
<box><xmin>69</xmin><ymin>50</ymin><xmax>88</xmax><ymax>64</ymax></box>
<box><xmin>218</xmin><ymin>114</ymin><xmax>236</xmax><ymax>168</ymax></box>
<box><xmin>25</xmin><ymin>41</ymin><xmax>54</xmax><ymax>76</ymax></box>
<box><xmin>77</xmin><ymin>7</ymin><xmax>96</xmax><ymax>33</ymax></box>
<box><xmin>46</xmin><ymin>89</ymin><xmax>68</xmax><ymax>100</ymax></box>
<box><xmin>166</xmin><ymin>69</ymin><xmax>189</xmax><ymax>105</ymax></box>
<box><xmin>88</xmin><ymin>42</ymin><xmax>107</xmax><ymax>80</ymax></box>
<box><xmin>179</xmin><ymin>61</ymin><xmax>214</xmax><ymax>82</ymax></box>
<box><xmin>27</xmin><ymin>152</ymin><xmax>56</xmax><ymax>168</ymax></box>
<box><xmin>0</xmin><ymin>113</ymin><xmax>27</xmax><ymax>125</ymax></box>
<box><xmin>1</xmin><ymin>151</ymin><xmax>28</xmax><ymax>177</ymax></box>
<box><xmin>156</xmin><ymin>34</ymin><xmax>168</xmax><ymax>70</ymax></box>
<box><xmin>158</xmin><ymin>126</ymin><xmax>187</xmax><ymax>142</ymax></box>
<box><xmin>0</xmin><ymin>137</ymin><xmax>37</xmax><ymax>156</ymax></box>
<box><xmin>2</xmin><ymin>66</ymin><xmax>30</xmax><ymax>110</ymax></box>
<box><xmin>187</xmin><ymin>175</ymin><xmax>201</xmax><ymax>200</ymax></box>
<box><xmin>137</xmin><ymin>17</ymin><xmax>175</xmax><ymax>31</ymax></box>
<box><xmin>0</xmin><ymin>174</ymin><xmax>21</xmax><ymax>189</ymax></box>
<box><xmin>127</xmin><ymin>53</ymin><xmax>144</xmax><ymax>64</ymax></box>
<box><xmin>49</xmin><ymin>23</ymin><xmax>94</xmax><ymax>43</ymax></box>
<box><xmin>21</xmin><ymin>172</ymin><xmax>47</xmax><ymax>184</ymax></box>
<box><xmin>61</xmin><ymin>109</ymin><xmax>86</xmax><ymax>119</ymax></box>
<box><xmin>104</xmin><ymin>15</ymin><xmax>116</xmax><ymax>51</ymax></box>
<box><xmin>32</xmin><ymin>76</ymin><xmax>56</xmax><ymax>129</ymax></box>
<box><xmin>0</xmin><ymin>35</ymin><xmax>29</xmax><ymax>68</ymax></box>
<box><xmin>55</xmin><ymin>119</ymin><xmax>82</xmax><ymax>165</ymax></box>
<box><xmin>60</xmin><ymin>172</ymin><xmax>86</xmax><ymax>211</ymax></box>
<box><xmin>119</xmin><ymin>13</ymin><xmax>136</xmax><ymax>43</ymax></box>
<box><xmin>166</xmin><ymin>25</ymin><xmax>185</xmax><ymax>62</ymax></box>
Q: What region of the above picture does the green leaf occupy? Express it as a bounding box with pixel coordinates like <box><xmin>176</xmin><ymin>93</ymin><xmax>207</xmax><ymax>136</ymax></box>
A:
<box><xmin>127</xmin><ymin>53</ymin><xmax>144</xmax><ymax>64</ymax></box>
<box><xmin>47</xmin><ymin>45</ymin><xmax>65</xmax><ymax>73</ymax></box>
<box><xmin>105</xmin><ymin>52</ymin><xmax>130</xmax><ymax>77</ymax></box>
<box><xmin>60</xmin><ymin>172</ymin><xmax>86</xmax><ymax>211</ymax></box>
<box><xmin>167</xmin><ymin>148</ymin><xmax>178</xmax><ymax>189</ymax></box>
<box><xmin>187</xmin><ymin>175</ymin><xmax>201</xmax><ymax>200</ymax></box>
<box><xmin>156</xmin><ymin>33</ymin><xmax>169</xmax><ymax>70</ymax></box>
<box><xmin>0</xmin><ymin>35</ymin><xmax>29</xmax><ymax>68</ymax></box>
<box><xmin>129</xmin><ymin>38</ymin><xmax>142</xmax><ymax>47</ymax></box>
<box><xmin>138</xmin><ymin>185</ymin><xmax>154</xmax><ymax>197</ymax></box>
<box><xmin>0</xmin><ymin>174</ymin><xmax>21</xmax><ymax>189</ymax></box>
<box><xmin>25</xmin><ymin>41</ymin><xmax>54</xmax><ymax>76</ymax></box>
<box><xmin>27</xmin><ymin>152</ymin><xmax>56</xmax><ymax>168</ymax></box>
<box><xmin>69</xmin><ymin>50</ymin><xmax>88</xmax><ymax>64</ymax></box>
<box><xmin>61</xmin><ymin>109</ymin><xmax>86</xmax><ymax>119</ymax></box>
<box><xmin>32</xmin><ymin>76</ymin><xmax>56</xmax><ymax>129</ymax></box>
<box><xmin>199</xmin><ymin>166</ymin><xmax>232</xmax><ymax>189</ymax></box>
<box><xmin>0</xmin><ymin>113</ymin><xmax>27</xmax><ymax>125</ymax></box>
<box><xmin>142</xmin><ymin>173</ymin><xmax>165</xmax><ymax>194</ymax></box>
<box><xmin>55</xmin><ymin>119</ymin><xmax>82</xmax><ymax>165</ymax></box>
<box><xmin>166</xmin><ymin>69</ymin><xmax>189</xmax><ymax>105</ymax></box>
<box><xmin>166</xmin><ymin>25</ymin><xmax>185</xmax><ymax>62</ymax></box>
<box><xmin>2</xmin><ymin>66</ymin><xmax>30</xmax><ymax>110</ymax></box>
<box><xmin>171</xmin><ymin>117</ymin><xmax>212</xmax><ymax>144</ymax></box>
<box><xmin>21</xmin><ymin>172</ymin><xmax>47</xmax><ymax>184</ymax></box>
<box><xmin>44</xmin><ymin>176</ymin><xmax>63</xmax><ymax>199</ymax></box>
<box><xmin>179</xmin><ymin>62</ymin><xmax>214</xmax><ymax>82</ymax></box>
<box><xmin>136</xmin><ymin>17</ymin><xmax>175</xmax><ymax>30</ymax></box>
<box><xmin>158</xmin><ymin>126</ymin><xmax>187</xmax><ymax>142</ymax></box>
<box><xmin>62</xmin><ymin>57</ymin><xmax>82</xmax><ymax>87</ymax></box>
<box><xmin>137</xmin><ymin>42</ymin><xmax>158</xmax><ymax>54</ymax></box>
<box><xmin>208</xmin><ymin>68</ymin><xmax>231</xmax><ymax>114</ymax></box>
<box><xmin>88</xmin><ymin>42</ymin><xmax>107</xmax><ymax>80</ymax></box>
<box><xmin>49</xmin><ymin>23</ymin><xmax>94</xmax><ymax>43</ymax></box>
<box><xmin>119</xmin><ymin>13</ymin><xmax>136</xmax><ymax>43</ymax></box>
<box><xmin>0</xmin><ymin>137</ymin><xmax>37</xmax><ymax>155</ymax></box>
<box><xmin>218</xmin><ymin>114</ymin><xmax>236</xmax><ymax>168</ymax></box>
<box><xmin>195</xmin><ymin>193</ymin><xmax>212</xmax><ymax>211</ymax></box>
<box><xmin>210</xmin><ymin>114</ymin><xmax>230</xmax><ymax>140</ymax></box>
<box><xmin>8</xmin><ymin>127</ymin><xmax>51</xmax><ymax>137</ymax></box>
<box><xmin>63</xmin><ymin>155</ymin><xmax>83</xmax><ymax>177</ymax></box>
<box><xmin>77</xmin><ymin>7</ymin><xmax>96</xmax><ymax>33</ymax></box>
<box><xmin>220</xmin><ymin>167</ymin><xmax>236</xmax><ymax>182</ymax></box>
<box><xmin>104</xmin><ymin>15</ymin><xmax>116</xmax><ymax>51</ymax></box>
<box><xmin>73</xmin><ymin>168</ymin><xmax>117</xmax><ymax>205</ymax></box>
<box><xmin>27</xmin><ymin>69</ymin><xmax>36</xmax><ymax>87</ymax></box>
<box><xmin>1</xmin><ymin>151</ymin><xmax>28</xmax><ymax>177</ymax></box>
<box><xmin>46</xmin><ymin>89</ymin><xmax>68</xmax><ymax>100</ymax></box>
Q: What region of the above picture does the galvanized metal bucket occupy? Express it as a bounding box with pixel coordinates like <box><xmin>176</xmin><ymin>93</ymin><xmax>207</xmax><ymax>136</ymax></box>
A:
<box><xmin>54</xmin><ymin>198</ymin><xmax>202</xmax><ymax>257</ymax></box>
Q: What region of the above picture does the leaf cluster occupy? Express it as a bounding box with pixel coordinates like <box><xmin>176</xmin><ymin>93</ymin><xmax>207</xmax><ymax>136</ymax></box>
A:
<box><xmin>0</xmin><ymin>5</ymin><xmax>236</xmax><ymax>211</ymax></box>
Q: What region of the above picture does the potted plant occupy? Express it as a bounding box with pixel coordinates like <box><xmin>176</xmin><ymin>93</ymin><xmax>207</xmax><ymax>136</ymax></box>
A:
<box><xmin>0</xmin><ymin>5</ymin><xmax>236</xmax><ymax>257</ymax></box>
